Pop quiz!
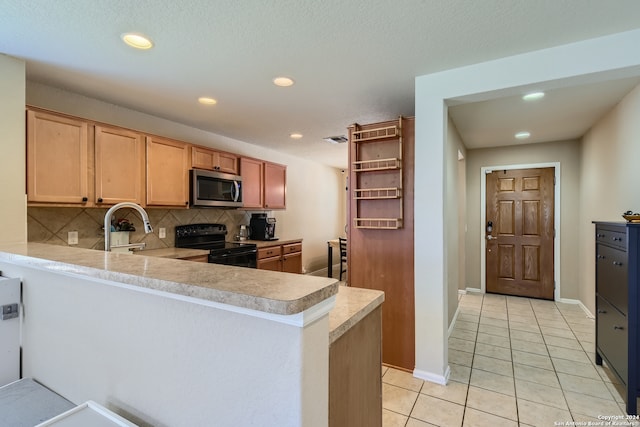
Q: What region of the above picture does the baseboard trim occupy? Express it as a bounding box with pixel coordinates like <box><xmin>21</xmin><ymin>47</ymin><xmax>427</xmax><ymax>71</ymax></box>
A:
<box><xmin>413</xmin><ymin>365</ymin><xmax>450</xmax><ymax>385</ymax></box>
<box><xmin>557</xmin><ymin>297</ymin><xmax>595</xmax><ymax>319</ymax></box>
<box><xmin>465</xmin><ymin>287</ymin><xmax>483</xmax><ymax>294</ymax></box>
<box><xmin>457</xmin><ymin>289</ymin><xmax>467</xmax><ymax>295</ymax></box>
<box><xmin>448</xmin><ymin>306</ymin><xmax>460</xmax><ymax>337</ymax></box>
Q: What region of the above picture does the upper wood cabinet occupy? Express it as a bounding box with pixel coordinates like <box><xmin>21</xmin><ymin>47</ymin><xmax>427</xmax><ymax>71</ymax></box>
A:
<box><xmin>264</xmin><ymin>162</ymin><xmax>286</xmax><ymax>209</ymax></box>
<box><xmin>94</xmin><ymin>125</ymin><xmax>145</xmax><ymax>205</ymax></box>
<box><xmin>27</xmin><ymin>110</ymin><xmax>90</xmax><ymax>204</ymax></box>
<box><xmin>240</xmin><ymin>158</ymin><xmax>286</xmax><ymax>210</ymax></box>
<box><xmin>146</xmin><ymin>136</ymin><xmax>189</xmax><ymax>207</ymax></box>
<box><xmin>191</xmin><ymin>146</ymin><xmax>238</xmax><ymax>174</ymax></box>
<box><xmin>239</xmin><ymin>157</ymin><xmax>264</xmax><ymax>209</ymax></box>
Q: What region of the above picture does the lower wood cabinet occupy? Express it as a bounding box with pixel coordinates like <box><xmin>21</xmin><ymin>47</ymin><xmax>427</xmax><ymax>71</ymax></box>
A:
<box><xmin>256</xmin><ymin>241</ymin><xmax>302</xmax><ymax>273</ymax></box>
<box><xmin>329</xmin><ymin>306</ymin><xmax>382</xmax><ymax>427</ymax></box>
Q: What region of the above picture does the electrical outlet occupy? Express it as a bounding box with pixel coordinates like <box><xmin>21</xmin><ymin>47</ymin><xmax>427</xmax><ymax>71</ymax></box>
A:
<box><xmin>159</xmin><ymin>228</ymin><xmax>166</xmax><ymax>239</ymax></box>
<box><xmin>68</xmin><ymin>231</ymin><xmax>78</xmax><ymax>245</ymax></box>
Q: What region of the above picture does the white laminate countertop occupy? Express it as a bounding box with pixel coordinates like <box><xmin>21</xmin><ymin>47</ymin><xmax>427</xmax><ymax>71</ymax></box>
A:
<box><xmin>329</xmin><ymin>286</ymin><xmax>385</xmax><ymax>344</ymax></box>
<box><xmin>0</xmin><ymin>243</ymin><xmax>337</xmax><ymax>316</ymax></box>
<box><xmin>242</xmin><ymin>238</ymin><xmax>302</xmax><ymax>248</ymax></box>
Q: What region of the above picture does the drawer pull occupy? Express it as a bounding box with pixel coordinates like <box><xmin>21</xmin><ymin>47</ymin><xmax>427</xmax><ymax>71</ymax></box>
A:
<box><xmin>597</xmin><ymin>233</ymin><xmax>605</xmax><ymax>238</ymax></box>
<box><xmin>612</xmin><ymin>261</ymin><xmax>624</xmax><ymax>266</ymax></box>
<box><xmin>612</xmin><ymin>237</ymin><xmax>623</xmax><ymax>242</ymax></box>
<box><xmin>597</xmin><ymin>309</ymin><xmax>607</xmax><ymax>314</ymax></box>
<box><xmin>613</xmin><ymin>325</ymin><xmax>625</xmax><ymax>330</ymax></box>
<box><xmin>597</xmin><ymin>254</ymin><xmax>605</xmax><ymax>259</ymax></box>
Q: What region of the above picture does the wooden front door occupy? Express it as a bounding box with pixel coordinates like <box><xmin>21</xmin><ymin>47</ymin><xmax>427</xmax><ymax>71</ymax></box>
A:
<box><xmin>486</xmin><ymin>167</ymin><xmax>554</xmax><ymax>299</ymax></box>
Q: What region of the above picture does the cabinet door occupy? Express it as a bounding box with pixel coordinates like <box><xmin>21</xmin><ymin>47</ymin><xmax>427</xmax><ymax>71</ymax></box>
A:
<box><xmin>94</xmin><ymin>125</ymin><xmax>144</xmax><ymax>205</ymax></box>
<box><xmin>191</xmin><ymin>146</ymin><xmax>215</xmax><ymax>170</ymax></box>
<box><xmin>258</xmin><ymin>256</ymin><xmax>282</xmax><ymax>271</ymax></box>
<box><xmin>192</xmin><ymin>146</ymin><xmax>238</xmax><ymax>174</ymax></box>
<box><xmin>216</xmin><ymin>151</ymin><xmax>238</xmax><ymax>174</ymax></box>
<box><xmin>264</xmin><ymin>162</ymin><xmax>286</xmax><ymax>209</ymax></box>
<box><xmin>240</xmin><ymin>157</ymin><xmax>264</xmax><ymax>209</ymax></box>
<box><xmin>27</xmin><ymin>110</ymin><xmax>89</xmax><ymax>204</ymax></box>
<box><xmin>146</xmin><ymin>136</ymin><xmax>189</xmax><ymax>207</ymax></box>
<box><xmin>282</xmin><ymin>252</ymin><xmax>302</xmax><ymax>274</ymax></box>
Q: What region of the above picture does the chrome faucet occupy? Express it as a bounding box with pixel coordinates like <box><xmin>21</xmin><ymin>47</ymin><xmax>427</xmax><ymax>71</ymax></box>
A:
<box><xmin>104</xmin><ymin>202</ymin><xmax>153</xmax><ymax>252</ymax></box>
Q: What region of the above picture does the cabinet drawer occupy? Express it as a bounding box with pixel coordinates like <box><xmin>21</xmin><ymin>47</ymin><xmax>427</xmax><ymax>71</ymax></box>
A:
<box><xmin>283</xmin><ymin>243</ymin><xmax>302</xmax><ymax>255</ymax></box>
<box><xmin>596</xmin><ymin>244</ymin><xmax>628</xmax><ymax>314</ymax></box>
<box><xmin>596</xmin><ymin>296</ymin><xmax>628</xmax><ymax>384</ymax></box>
<box><xmin>596</xmin><ymin>227</ymin><xmax>627</xmax><ymax>249</ymax></box>
<box><xmin>258</xmin><ymin>246</ymin><xmax>282</xmax><ymax>260</ymax></box>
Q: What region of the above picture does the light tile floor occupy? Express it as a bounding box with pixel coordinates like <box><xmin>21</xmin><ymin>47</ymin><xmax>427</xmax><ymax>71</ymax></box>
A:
<box><xmin>382</xmin><ymin>292</ymin><xmax>639</xmax><ymax>427</ymax></box>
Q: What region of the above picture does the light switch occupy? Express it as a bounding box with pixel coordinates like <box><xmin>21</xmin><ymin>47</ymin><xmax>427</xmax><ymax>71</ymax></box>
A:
<box><xmin>68</xmin><ymin>231</ymin><xmax>78</xmax><ymax>245</ymax></box>
<box><xmin>159</xmin><ymin>228</ymin><xmax>166</xmax><ymax>239</ymax></box>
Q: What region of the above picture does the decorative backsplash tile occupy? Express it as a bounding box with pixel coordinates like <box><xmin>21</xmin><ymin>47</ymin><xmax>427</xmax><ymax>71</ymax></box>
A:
<box><xmin>27</xmin><ymin>207</ymin><xmax>253</xmax><ymax>251</ymax></box>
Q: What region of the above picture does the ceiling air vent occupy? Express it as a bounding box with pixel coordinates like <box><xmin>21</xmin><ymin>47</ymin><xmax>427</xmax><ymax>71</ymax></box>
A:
<box><xmin>323</xmin><ymin>135</ymin><xmax>348</xmax><ymax>144</ymax></box>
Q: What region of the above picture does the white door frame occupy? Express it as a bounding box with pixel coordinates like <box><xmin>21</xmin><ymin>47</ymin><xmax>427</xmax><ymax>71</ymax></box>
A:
<box><xmin>480</xmin><ymin>162</ymin><xmax>561</xmax><ymax>301</ymax></box>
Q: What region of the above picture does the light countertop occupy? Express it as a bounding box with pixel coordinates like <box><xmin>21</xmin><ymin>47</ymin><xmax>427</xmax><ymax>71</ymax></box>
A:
<box><xmin>329</xmin><ymin>286</ymin><xmax>384</xmax><ymax>344</ymax></box>
<box><xmin>0</xmin><ymin>243</ymin><xmax>337</xmax><ymax>316</ymax></box>
<box><xmin>242</xmin><ymin>238</ymin><xmax>302</xmax><ymax>248</ymax></box>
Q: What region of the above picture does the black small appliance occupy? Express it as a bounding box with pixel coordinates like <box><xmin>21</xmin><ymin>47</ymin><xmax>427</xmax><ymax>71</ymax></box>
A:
<box><xmin>250</xmin><ymin>213</ymin><xmax>277</xmax><ymax>241</ymax></box>
<box><xmin>175</xmin><ymin>224</ymin><xmax>257</xmax><ymax>268</ymax></box>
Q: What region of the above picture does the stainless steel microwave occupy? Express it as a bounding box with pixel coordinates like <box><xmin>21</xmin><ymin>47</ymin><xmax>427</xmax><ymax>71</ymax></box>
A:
<box><xmin>190</xmin><ymin>169</ymin><xmax>243</xmax><ymax>208</ymax></box>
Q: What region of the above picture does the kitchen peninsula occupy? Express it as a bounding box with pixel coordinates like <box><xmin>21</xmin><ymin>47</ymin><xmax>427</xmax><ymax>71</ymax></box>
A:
<box><xmin>0</xmin><ymin>243</ymin><xmax>383</xmax><ymax>427</ymax></box>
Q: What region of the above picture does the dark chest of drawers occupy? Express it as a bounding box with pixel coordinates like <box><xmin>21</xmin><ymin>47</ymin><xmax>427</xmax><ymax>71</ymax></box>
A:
<box><xmin>594</xmin><ymin>222</ymin><xmax>640</xmax><ymax>415</ymax></box>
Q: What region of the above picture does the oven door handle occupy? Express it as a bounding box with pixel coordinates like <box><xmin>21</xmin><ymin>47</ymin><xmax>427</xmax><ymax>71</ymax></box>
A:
<box><xmin>211</xmin><ymin>250</ymin><xmax>257</xmax><ymax>258</ymax></box>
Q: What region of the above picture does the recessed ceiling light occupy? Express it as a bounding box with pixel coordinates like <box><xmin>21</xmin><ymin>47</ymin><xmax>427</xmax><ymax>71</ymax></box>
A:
<box><xmin>290</xmin><ymin>133</ymin><xmax>303</xmax><ymax>139</ymax></box>
<box><xmin>273</xmin><ymin>77</ymin><xmax>294</xmax><ymax>87</ymax></box>
<box><xmin>121</xmin><ymin>33</ymin><xmax>154</xmax><ymax>50</ymax></box>
<box><xmin>198</xmin><ymin>97</ymin><xmax>217</xmax><ymax>105</ymax></box>
<box><xmin>522</xmin><ymin>92</ymin><xmax>545</xmax><ymax>101</ymax></box>
<box><xmin>515</xmin><ymin>131</ymin><xmax>531</xmax><ymax>140</ymax></box>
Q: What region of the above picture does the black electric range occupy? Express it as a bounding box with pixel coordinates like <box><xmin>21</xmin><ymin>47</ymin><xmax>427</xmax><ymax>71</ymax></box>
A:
<box><xmin>175</xmin><ymin>224</ymin><xmax>257</xmax><ymax>268</ymax></box>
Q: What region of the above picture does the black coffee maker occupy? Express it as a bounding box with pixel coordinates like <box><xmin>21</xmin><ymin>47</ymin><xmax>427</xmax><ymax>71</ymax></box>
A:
<box><xmin>250</xmin><ymin>213</ymin><xmax>277</xmax><ymax>241</ymax></box>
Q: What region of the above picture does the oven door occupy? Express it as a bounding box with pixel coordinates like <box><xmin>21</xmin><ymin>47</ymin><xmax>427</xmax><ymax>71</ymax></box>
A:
<box><xmin>208</xmin><ymin>248</ymin><xmax>257</xmax><ymax>268</ymax></box>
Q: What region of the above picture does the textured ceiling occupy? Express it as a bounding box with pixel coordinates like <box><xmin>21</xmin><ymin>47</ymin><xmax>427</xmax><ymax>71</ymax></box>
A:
<box><xmin>2</xmin><ymin>1</ymin><xmax>640</xmax><ymax>168</ymax></box>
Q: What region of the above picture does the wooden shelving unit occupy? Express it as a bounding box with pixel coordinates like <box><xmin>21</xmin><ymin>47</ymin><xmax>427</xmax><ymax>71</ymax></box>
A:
<box><xmin>350</xmin><ymin>118</ymin><xmax>403</xmax><ymax>230</ymax></box>
<box><xmin>346</xmin><ymin>116</ymin><xmax>415</xmax><ymax>371</ymax></box>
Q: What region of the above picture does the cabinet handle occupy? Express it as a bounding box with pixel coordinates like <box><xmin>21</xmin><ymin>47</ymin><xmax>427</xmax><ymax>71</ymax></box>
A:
<box><xmin>612</xmin><ymin>261</ymin><xmax>624</xmax><ymax>266</ymax></box>
<box><xmin>614</xmin><ymin>325</ymin><xmax>624</xmax><ymax>330</ymax></box>
<box><xmin>82</xmin><ymin>197</ymin><xmax>88</xmax><ymax>202</ymax></box>
<box><xmin>185</xmin><ymin>201</ymin><xmax>189</xmax><ymax>206</ymax></box>
<box><xmin>597</xmin><ymin>309</ymin><xmax>607</xmax><ymax>314</ymax></box>
<box><xmin>97</xmin><ymin>198</ymin><xmax>103</xmax><ymax>203</ymax></box>
<box><xmin>612</xmin><ymin>237</ymin><xmax>623</xmax><ymax>242</ymax></box>
<box><xmin>596</xmin><ymin>233</ymin><xmax>605</xmax><ymax>238</ymax></box>
<box><xmin>597</xmin><ymin>254</ymin><xmax>605</xmax><ymax>259</ymax></box>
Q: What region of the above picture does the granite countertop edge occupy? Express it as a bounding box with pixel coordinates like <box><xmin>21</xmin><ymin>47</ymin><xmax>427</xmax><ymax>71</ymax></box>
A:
<box><xmin>328</xmin><ymin>286</ymin><xmax>385</xmax><ymax>344</ymax></box>
<box><xmin>0</xmin><ymin>243</ymin><xmax>338</xmax><ymax>316</ymax></box>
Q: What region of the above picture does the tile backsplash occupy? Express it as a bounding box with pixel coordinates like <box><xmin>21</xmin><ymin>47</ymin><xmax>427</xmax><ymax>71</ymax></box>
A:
<box><xmin>28</xmin><ymin>207</ymin><xmax>253</xmax><ymax>250</ymax></box>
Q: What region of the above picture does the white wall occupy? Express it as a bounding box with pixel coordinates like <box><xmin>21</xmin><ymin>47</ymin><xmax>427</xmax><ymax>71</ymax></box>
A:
<box><xmin>0</xmin><ymin>259</ymin><xmax>329</xmax><ymax>427</ymax></box>
<box><xmin>0</xmin><ymin>54</ymin><xmax>26</xmax><ymax>244</ymax></box>
<box><xmin>26</xmin><ymin>82</ymin><xmax>344</xmax><ymax>272</ymax></box>
<box><xmin>579</xmin><ymin>83</ymin><xmax>640</xmax><ymax>314</ymax></box>
<box><xmin>415</xmin><ymin>29</ymin><xmax>640</xmax><ymax>382</ymax></box>
<box><xmin>445</xmin><ymin>118</ymin><xmax>466</xmax><ymax>325</ymax></box>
